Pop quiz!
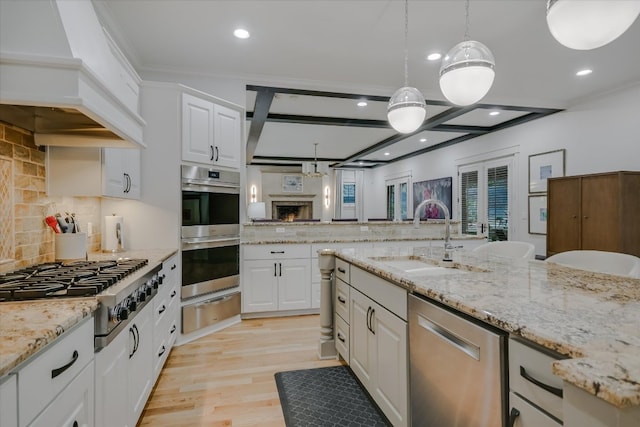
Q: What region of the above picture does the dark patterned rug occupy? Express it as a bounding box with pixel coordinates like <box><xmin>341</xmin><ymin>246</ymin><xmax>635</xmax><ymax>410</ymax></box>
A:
<box><xmin>275</xmin><ymin>365</ymin><xmax>391</xmax><ymax>427</ymax></box>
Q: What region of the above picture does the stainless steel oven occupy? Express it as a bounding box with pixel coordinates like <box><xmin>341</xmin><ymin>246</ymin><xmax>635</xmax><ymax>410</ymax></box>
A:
<box><xmin>181</xmin><ymin>165</ymin><xmax>240</xmax><ymax>300</ymax></box>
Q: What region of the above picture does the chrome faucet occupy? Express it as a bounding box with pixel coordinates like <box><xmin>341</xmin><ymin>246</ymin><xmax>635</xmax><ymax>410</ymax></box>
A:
<box><xmin>413</xmin><ymin>198</ymin><xmax>456</xmax><ymax>262</ymax></box>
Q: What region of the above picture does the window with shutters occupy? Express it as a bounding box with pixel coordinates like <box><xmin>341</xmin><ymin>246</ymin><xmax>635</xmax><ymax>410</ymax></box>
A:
<box><xmin>459</xmin><ymin>157</ymin><xmax>513</xmax><ymax>241</ymax></box>
<box><xmin>386</xmin><ymin>174</ymin><xmax>411</xmax><ymax>221</ymax></box>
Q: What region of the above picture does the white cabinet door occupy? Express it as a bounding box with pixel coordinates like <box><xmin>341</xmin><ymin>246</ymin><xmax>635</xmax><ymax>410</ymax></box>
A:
<box><xmin>243</xmin><ymin>260</ymin><xmax>279</xmax><ymax>312</ymax></box>
<box><xmin>349</xmin><ymin>289</ymin><xmax>375</xmax><ymax>391</ymax></box>
<box><xmin>510</xmin><ymin>392</ymin><xmax>562</xmax><ymax>427</ymax></box>
<box><xmin>0</xmin><ymin>375</ymin><xmax>17</xmax><ymax>427</ymax></box>
<box><xmin>128</xmin><ymin>302</ymin><xmax>154</xmax><ymax>425</ymax></box>
<box><xmin>372</xmin><ymin>303</ymin><xmax>408</xmax><ymax>427</ymax></box>
<box><xmin>102</xmin><ymin>148</ymin><xmax>141</xmax><ymax>199</ymax></box>
<box><xmin>95</xmin><ymin>320</ymin><xmax>131</xmax><ymax>427</ymax></box>
<box><xmin>182</xmin><ymin>93</ymin><xmax>215</xmax><ymax>164</ymax></box>
<box><xmin>213</xmin><ymin>103</ymin><xmax>241</xmax><ymax>169</ymax></box>
<box><xmin>278</xmin><ymin>258</ymin><xmax>311</xmax><ymax>310</ymax></box>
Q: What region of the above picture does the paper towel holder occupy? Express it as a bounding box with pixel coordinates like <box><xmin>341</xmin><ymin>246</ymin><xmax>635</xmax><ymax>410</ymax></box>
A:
<box><xmin>102</xmin><ymin>214</ymin><xmax>124</xmax><ymax>253</ymax></box>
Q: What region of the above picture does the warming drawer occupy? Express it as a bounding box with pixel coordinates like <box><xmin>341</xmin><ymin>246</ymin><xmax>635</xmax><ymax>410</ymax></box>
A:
<box><xmin>182</xmin><ymin>292</ymin><xmax>241</xmax><ymax>334</ymax></box>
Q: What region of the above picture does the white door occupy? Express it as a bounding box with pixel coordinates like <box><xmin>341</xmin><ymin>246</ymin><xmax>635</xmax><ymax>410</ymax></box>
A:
<box><xmin>102</xmin><ymin>148</ymin><xmax>127</xmax><ymax>197</ymax></box>
<box><xmin>128</xmin><ymin>303</ymin><xmax>154</xmax><ymax>425</ymax></box>
<box><xmin>242</xmin><ymin>260</ymin><xmax>279</xmax><ymax>312</ymax></box>
<box><xmin>459</xmin><ymin>156</ymin><xmax>513</xmax><ymax>241</ymax></box>
<box><xmin>95</xmin><ymin>324</ymin><xmax>131</xmax><ymax>427</ymax></box>
<box><xmin>349</xmin><ymin>289</ymin><xmax>374</xmax><ymax>390</ymax></box>
<box><xmin>372</xmin><ymin>304</ymin><xmax>408</xmax><ymax>427</ymax></box>
<box><xmin>182</xmin><ymin>93</ymin><xmax>214</xmax><ymax>164</ymax></box>
<box><xmin>277</xmin><ymin>258</ymin><xmax>311</xmax><ymax>310</ymax></box>
<box><xmin>213</xmin><ymin>103</ymin><xmax>241</xmax><ymax>169</ymax></box>
<box><xmin>123</xmin><ymin>148</ymin><xmax>140</xmax><ymax>199</ymax></box>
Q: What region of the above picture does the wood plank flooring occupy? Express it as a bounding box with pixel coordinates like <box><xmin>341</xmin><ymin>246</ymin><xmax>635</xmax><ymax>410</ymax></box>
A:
<box><xmin>138</xmin><ymin>315</ymin><xmax>344</xmax><ymax>426</ymax></box>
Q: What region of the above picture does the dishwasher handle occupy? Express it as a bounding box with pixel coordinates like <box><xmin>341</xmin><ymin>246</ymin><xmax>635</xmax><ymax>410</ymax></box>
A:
<box><xmin>417</xmin><ymin>314</ymin><xmax>479</xmax><ymax>360</ymax></box>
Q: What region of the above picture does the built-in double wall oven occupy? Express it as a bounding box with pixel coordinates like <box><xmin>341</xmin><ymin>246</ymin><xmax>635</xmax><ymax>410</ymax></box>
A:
<box><xmin>181</xmin><ymin>165</ymin><xmax>241</xmax><ymax>334</ymax></box>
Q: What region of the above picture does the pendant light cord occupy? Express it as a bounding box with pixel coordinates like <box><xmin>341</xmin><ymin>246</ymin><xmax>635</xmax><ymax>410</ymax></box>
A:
<box><xmin>464</xmin><ymin>0</ymin><xmax>470</xmax><ymax>41</ymax></box>
<box><xmin>403</xmin><ymin>0</ymin><xmax>409</xmax><ymax>87</ymax></box>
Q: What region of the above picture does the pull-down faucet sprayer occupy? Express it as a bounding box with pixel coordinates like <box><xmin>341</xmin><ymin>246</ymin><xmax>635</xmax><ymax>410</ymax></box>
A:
<box><xmin>413</xmin><ymin>198</ymin><xmax>456</xmax><ymax>261</ymax></box>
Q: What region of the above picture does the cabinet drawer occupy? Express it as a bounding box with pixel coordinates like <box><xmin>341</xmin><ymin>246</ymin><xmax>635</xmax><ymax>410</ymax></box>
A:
<box><xmin>335</xmin><ymin>278</ymin><xmax>350</xmax><ymax>324</ymax></box>
<box><xmin>0</xmin><ymin>374</ymin><xmax>17</xmax><ymax>427</ymax></box>
<box><xmin>509</xmin><ymin>392</ymin><xmax>561</xmax><ymax>427</ymax></box>
<box><xmin>18</xmin><ymin>319</ymin><xmax>94</xmax><ymax>427</ymax></box>
<box><xmin>351</xmin><ymin>266</ymin><xmax>407</xmax><ymax>320</ymax></box>
<box><xmin>335</xmin><ymin>258</ymin><xmax>350</xmax><ymax>283</ymax></box>
<box><xmin>334</xmin><ymin>313</ymin><xmax>350</xmax><ymax>362</ymax></box>
<box><xmin>509</xmin><ymin>338</ymin><xmax>564</xmax><ymax>421</ymax></box>
<box><xmin>244</xmin><ymin>244</ymin><xmax>310</xmax><ymax>260</ymax></box>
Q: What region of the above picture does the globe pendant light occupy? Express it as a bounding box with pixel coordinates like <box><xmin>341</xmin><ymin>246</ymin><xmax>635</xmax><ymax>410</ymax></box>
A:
<box><xmin>387</xmin><ymin>0</ymin><xmax>426</xmax><ymax>134</ymax></box>
<box><xmin>546</xmin><ymin>0</ymin><xmax>640</xmax><ymax>50</ymax></box>
<box><xmin>439</xmin><ymin>0</ymin><xmax>495</xmax><ymax>106</ymax></box>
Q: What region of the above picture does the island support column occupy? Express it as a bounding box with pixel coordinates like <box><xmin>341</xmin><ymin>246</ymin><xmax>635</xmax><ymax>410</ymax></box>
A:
<box><xmin>318</xmin><ymin>250</ymin><xmax>337</xmax><ymax>359</ymax></box>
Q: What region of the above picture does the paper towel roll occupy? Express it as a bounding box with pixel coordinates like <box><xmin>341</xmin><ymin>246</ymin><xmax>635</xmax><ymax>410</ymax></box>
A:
<box><xmin>103</xmin><ymin>215</ymin><xmax>124</xmax><ymax>252</ymax></box>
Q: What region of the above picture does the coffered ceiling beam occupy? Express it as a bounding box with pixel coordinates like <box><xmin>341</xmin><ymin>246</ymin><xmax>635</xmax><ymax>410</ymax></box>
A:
<box><xmin>246</xmin><ymin>87</ymin><xmax>276</xmax><ymax>163</ymax></box>
<box><xmin>246</xmin><ymin>112</ymin><xmax>391</xmax><ymax>129</ymax></box>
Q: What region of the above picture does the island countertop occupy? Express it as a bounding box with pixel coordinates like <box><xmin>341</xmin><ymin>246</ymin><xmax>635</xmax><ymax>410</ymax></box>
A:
<box><xmin>329</xmin><ymin>246</ymin><xmax>640</xmax><ymax>409</ymax></box>
<box><xmin>0</xmin><ymin>248</ymin><xmax>177</xmax><ymax>379</ymax></box>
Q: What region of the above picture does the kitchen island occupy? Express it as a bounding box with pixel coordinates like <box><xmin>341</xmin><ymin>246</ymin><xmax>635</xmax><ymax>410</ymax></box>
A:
<box><xmin>321</xmin><ymin>245</ymin><xmax>640</xmax><ymax>426</ymax></box>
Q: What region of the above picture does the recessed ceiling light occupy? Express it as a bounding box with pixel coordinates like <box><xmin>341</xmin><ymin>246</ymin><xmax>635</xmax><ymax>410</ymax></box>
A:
<box><xmin>384</xmin><ymin>152</ymin><xmax>390</xmax><ymax>156</ymax></box>
<box><xmin>427</xmin><ymin>52</ymin><xmax>442</xmax><ymax>61</ymax></box>
<box><xmin>419</xmin><ymin>138</ymin><xmax>427</xmax><ymax>142</ymax></box>
<box><xmin>576</xmin><ymin>69</ymin><xmax>592</xmax><ymax>76</ymax></box>
<box><xmin>359</xmin><ymin>162</ymin><xmax>364</xmax><ymax>165</ymax></box>
<box><xmin>233</xmin><ymin>28</ymin><xmax>250</xmax><ymax>39</ymax></box>
<box><xmin>357</xmin><ymin>101</ymin><xmax>368</xmax><ymax>107</ymax></box>
<box><xmin>489</xmin><ymin>111</ymin><xmax>500</xmax><ymax>116</ymax></box>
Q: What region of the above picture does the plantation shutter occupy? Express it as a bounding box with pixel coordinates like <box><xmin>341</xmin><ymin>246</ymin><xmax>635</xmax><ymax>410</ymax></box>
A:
<box><xmin>460</xmin><ymin>170</ymin><xmax>478</xmax><ymax>235</ymax></box>
<box><xmin>487</xmin><ymin>165</ymin><xmax>509</xmax><ymax>241</ymax></box>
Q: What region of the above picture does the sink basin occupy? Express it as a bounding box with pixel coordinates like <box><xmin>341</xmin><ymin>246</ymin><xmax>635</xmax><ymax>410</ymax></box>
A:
<box><xmin>368</xmin><ymin>255</ymin><xmax>491</xmax><ymax>276</ymax></box>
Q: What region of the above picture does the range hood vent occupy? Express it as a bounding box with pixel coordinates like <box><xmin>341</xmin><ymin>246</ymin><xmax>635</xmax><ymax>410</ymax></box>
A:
<box><xmin>0</xmin><ymin>0</ymin><xmax>145</xmax><ymax>148</ymax></box>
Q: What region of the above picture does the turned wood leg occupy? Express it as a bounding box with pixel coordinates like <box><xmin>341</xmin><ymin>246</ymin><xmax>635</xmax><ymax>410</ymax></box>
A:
<box><xmin>318</xmin><ymin>251</ymin><xmax>337</xmax><ymax>359</ymax></box>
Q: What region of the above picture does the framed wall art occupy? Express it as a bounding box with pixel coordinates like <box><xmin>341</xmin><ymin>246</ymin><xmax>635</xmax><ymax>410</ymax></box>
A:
<box><xmin>528</xmin><ymin>195</ymin><xmax>548</xmax><ymax>235</ymax></box>
<box><xmin>282</xmin><ymin>175</ymin><xmax>303</xmax><ymax>192</ymax></box>
<box><xmin>412</xmin><ymin>176</ymin><xmax>453</xmax><ymax>219</ymax></box>
<box><xmin>528</xmin><ymin>149</ymin><xmax>565</xmax><ymax>193</ymax></box>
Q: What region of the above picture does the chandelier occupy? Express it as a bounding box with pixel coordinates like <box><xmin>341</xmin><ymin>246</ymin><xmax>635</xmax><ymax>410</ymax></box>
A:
<box><xmin>302</xmin><ymin>143</ymin><xmax>328</xmax><ymax>177</ymax></box>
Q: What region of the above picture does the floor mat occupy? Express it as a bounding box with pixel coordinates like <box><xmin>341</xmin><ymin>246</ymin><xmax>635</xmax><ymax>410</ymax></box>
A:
<box><xmin>274</xmin><ymin>365</ymin><xmax>391</xmax><ymax>427</ymax></box>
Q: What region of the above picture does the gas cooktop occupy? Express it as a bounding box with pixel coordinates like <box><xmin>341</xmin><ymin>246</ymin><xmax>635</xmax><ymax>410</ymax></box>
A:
<box><xmin>0</xmin><ymin>259</ymin><xmax>148</xmax><ymax>301</ymax></box>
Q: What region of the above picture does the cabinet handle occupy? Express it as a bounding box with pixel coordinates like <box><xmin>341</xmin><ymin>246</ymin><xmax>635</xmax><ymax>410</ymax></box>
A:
<box><xmin>170</xmin><ymin>290</ymin><xmax>177</xmax><ymax>298</ymax></box>
<box><xmin>508</xmin><ymin>408</ymin><xmax>520</xmax><ymax>427</ymax></box>
<box><xmin>519</xmin><ymin>366</ymin><xmax>563</xmax><ymax>398</ymax></box>
<box><xmin>583</xmin><ymin>216</ymin><xmax>589</xmax><ymax>219</ymax></box>
<box><xmin>572</xmin><ymin>215</ymin><xmax>577</xmax><ymax>219</ymax></box>
<box><xmin>270</xmin><ymin>250</ymin><xmax>285</xmax><ymax>254</ymax></box>
<box><xmin>170</xmin><ymin>324</ymin><xmax>176</xmax><ymax>334</ymax></box>
<box><xmin>129</xmin><ymin>327</ymin><xmax>136</xmax><ymax>358</ymax></box>
<box><xmin>158</xmin><ymin>305</ymin><xmax>166</xmax><ymax>314</ymax></box>
<box><xmin>215</xmin><ymin>146</ymin><xmax>219</xmax><ymax>162</ymax></box>
<box><xmin>51</xmin><ymin>350</ymin><xmax>79</xmax><ymax>378</ymax></box>
<box><xmin>274</xmin><ymin>263</ymin><xmax>277</xmax><ymax>277</ymax></box>
<box><xmin>210</xmin><ymin>145</ymin><xmax>214</xmax><ymax>161</ymax></box>
<box><xmin>158</xmin><ymin>346</ymin><xmax>166</xmax><ymax>357</ymax></box>
<box><xmin>337</xmin><ymin>267</ymin><xmax>346</xmax><ymax>274</ymax></box>
<box><xmin>369</xmin><ymin>308</ymin><xmax>375</xmax><ymax>335</ymax></box>
<box><xmin>337</xmin><ymin>332</ymin><xmax>345</xmax><ymax>343</ymax></box>
<box><xmin>366</xmin><ymin>307</ymin><xmax>371</xmax><ymax>331</ymax></box>
<box><xmin>73</xmin><ymin>421</ymin><xmax>79</xmax><ymax>427</ymax></box>
<box><xmin>171</xmin><ymin>264</ymin><xmax>177</xmax><ymax>270</ymax></box>
<box><xmin>127</xmin><ymin>173</ymin><xmax>132</xmax><ymax>193</ymax></box>
<box><xmin>279</xmin><ymin>262</ymin><xmax>282</xmax><ymax>277</ymax></box>
<box><xmin>338</xmin><ymin>296</ymin><xmax>346</xmax><ymax>304</ymax></box>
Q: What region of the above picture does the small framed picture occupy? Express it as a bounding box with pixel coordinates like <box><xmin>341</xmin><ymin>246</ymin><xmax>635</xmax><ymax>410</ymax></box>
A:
<box><xmin>282</xmin><ymin>175</ymin><xmax>303</xmax><ymax>192</ymax></box>
<box><xmin>528</xmin><ymin>195</ymin><xmax>548</xmax><ymax>235</ymax></box>
<box><xmin>528</xmin><ymin>149</ymin><xmax>565</xmax><ymax>193</ymax></box>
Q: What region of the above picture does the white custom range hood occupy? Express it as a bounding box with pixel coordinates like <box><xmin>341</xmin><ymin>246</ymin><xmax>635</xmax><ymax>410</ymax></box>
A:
<box><xmin>0</xmin><ymin>0</ymin><xmax>145</xmax><ymax>148</ymax></box>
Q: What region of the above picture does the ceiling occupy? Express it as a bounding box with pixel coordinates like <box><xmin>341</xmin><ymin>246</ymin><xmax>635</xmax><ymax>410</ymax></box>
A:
<box><xmin>95</xmin><ymin>0</ymin><xmax>640</xmax><ymax>168</ymax></box>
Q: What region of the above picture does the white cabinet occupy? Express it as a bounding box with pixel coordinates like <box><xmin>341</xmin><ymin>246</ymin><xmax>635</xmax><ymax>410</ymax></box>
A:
<box><xmin>243</xmin><ymin>244</ymin><xmax>311</xmax><ymax>313</ymax></box>
<box><xmin>18</xmin><ymin>319</ymin><xmax>94</xmax><ymax>427</ymax></box>
<box><xmin>181</xmin><ymin>92</ymin><xmax>241</xmax><ymax>169</ymax></box>
<box><xmin>510</xmin><ymin>392</ymin><xmax>561</xmax><ymax>427</ymax></box>
<box><xmin>347</xmin><ymin>265</ymin><xmax>409</xmax><ymax>427</ymax></box>
<box><xmin>102</xmin><ymin>148</ymin><xmax>141</xmax><ymax>199</ymax></box>
<box><xmin>153</xmin><ymin>255</ymin><xmax>179</xmax><ymax>379</ymax></box>
<box><xmin>128</xmin><ymin>301</ymin><xmax>154</xmax><ymax>424</ymax></box>
<box><xmin>0</xmin><ymin>375</ymin><xmax>17</xmax><ymax>427</ymax></box>
<box><xmin>46</xmin><ymin>146</ymin><xmax>141</xmax><ymax>200</ymax></box>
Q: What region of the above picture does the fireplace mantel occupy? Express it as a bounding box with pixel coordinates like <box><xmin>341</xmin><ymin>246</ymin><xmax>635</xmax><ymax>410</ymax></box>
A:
<box><xmin>268</xmin><ymin>194</ymin><xmax>316</xmax><ymax>198</ymax></box>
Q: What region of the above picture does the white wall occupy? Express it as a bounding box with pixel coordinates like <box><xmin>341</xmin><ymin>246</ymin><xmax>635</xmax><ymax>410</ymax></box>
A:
<box><xmin>365</xmin><ymin>83</ymin><xmax>640</xmax><ymax>257</ymax></box>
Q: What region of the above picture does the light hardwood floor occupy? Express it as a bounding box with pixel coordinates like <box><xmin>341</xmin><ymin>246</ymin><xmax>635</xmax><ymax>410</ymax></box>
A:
<box><xmin>138</xmin><ymin>314</ymin><xmax>344</xmax><ymax>426</ymax></box>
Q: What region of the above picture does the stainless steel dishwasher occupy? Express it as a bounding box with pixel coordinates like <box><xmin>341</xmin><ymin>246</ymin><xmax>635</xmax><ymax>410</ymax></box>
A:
<box><xmin>409</xmin><ymin>294</ymin><xmax>507</xmax><ymax>427</ymax></box>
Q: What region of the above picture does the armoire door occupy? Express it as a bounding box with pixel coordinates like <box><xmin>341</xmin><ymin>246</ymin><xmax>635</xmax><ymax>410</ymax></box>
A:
<box><xmin>547</xmin><ymin>177</ymin><xmax>581</xmax><ymax>255</ymax></box>
<box><xmin>580</xmin><ymin>174</ymin><xmax>620</xmax><ymax>251</ymax></box>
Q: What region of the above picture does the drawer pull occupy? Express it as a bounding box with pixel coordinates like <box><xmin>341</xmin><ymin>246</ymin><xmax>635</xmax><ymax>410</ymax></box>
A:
<box><xmin>158</xmin><ymin>346</ymin><xmax>166</xmax><ymax>357</ymax></box>
<box><xmin>337</xmin><ymin>296</ymin><xmax>346</xmax><ymax>304</ymax></box>
<box><xmin>337</xmin><ymin>332</ymin><xmax>345</xmax><ymax>343</ymax></box>
<box><xmin>170</xmin><ymin>290</ymin><xmax>177</xmax><ymax>298</ymax></box>
<box><xmin>337</xmin><ymin>267</ymin><xmax>346</xmax><ymax>274</ymax></box>
<box><xmin>170</xmin><ymin>324</ymin><xmax>177</xmax><ymax>334</ymax></box>
<box><xmin>158</xmin><ymin>305</ymin><xmax>166</xmax><ymax>314</ymax></box>
<box><xmin>171</xmin><ymin>264</ymin><xmax>176</xmax><ymax>270</ymax></box>
<box><xmin>520</xmin><ymin>366</ymin><xmax>563</xmax><ymax>398</ymax></box>
<box><xmin>508</xmin><ymin>408</ymin><xmax>520</xmax><ymax>427</ymax></box>
<box><xmin>73</xmin><ymin>421</ymin><xmax>78</xmax><ymax>427</ymax></box>
<box><xmin>51</xmin><ymin>350</ymin><xmax>79</xmax><ymax>379</ymax></box>
<box><xmin>270</xmin><ymin>250</ymin><xmax>285</xmax><ymax>254</ymax></box>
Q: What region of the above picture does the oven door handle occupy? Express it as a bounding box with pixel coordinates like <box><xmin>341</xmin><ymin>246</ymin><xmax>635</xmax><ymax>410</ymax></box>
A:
<box><xmin>181</xmin><ymin>237</ymin><xmax>240</xmax><ymax>250</ymax></box>
<box><xmin>181</xmin><ymin>181</ymin><xmax>240</xmax><ymax>193</ymax></box>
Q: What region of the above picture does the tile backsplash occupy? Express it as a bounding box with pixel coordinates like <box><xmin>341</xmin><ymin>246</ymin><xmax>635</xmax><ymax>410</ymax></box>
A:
<box><xmin>0</xmin><ymin>121</ymin><xmax>101</xmax><ymax>273</ymax></box>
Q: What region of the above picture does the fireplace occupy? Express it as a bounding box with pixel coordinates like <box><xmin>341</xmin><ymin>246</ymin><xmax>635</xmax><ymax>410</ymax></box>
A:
<box><xmin>272</xmin><ymin>201</ymin><xmax>313</xmax><ymax>221</ymax></box>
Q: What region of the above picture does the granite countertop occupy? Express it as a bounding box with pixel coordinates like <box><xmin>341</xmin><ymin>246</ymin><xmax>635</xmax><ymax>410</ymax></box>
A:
<box><xmin>329</xmin><ymin>246</ymin><xmax>640</xmax><ymax>409</ymax></box>
<box><xmin>0</xmin><ymin>248</ymin><xmax>177</xmax><ymax>379</ymax></box>
<box><xmin>242</xmin><ymin>235</ymin><xmax>482</xmax><ymax>245</ymax></box>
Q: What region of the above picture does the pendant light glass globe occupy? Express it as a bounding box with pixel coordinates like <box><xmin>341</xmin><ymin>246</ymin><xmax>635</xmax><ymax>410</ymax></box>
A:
<box><xmin>439</xmin><ymin>40</ymin><xmax>495</xmax><ymax>106</ymax></box>
<box><xmin>546</xmin><ymin>0</ymin><xmax>640</xmax><ymax>50</ymax></box>
<box><xmin>387</xmin><ymin>86</ymin><xmax>426</xmax><ymax>134</ymax></box>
